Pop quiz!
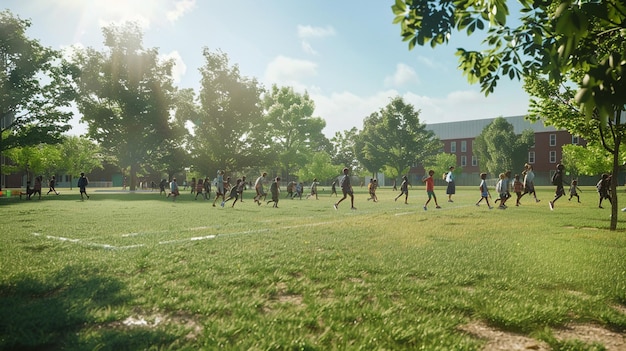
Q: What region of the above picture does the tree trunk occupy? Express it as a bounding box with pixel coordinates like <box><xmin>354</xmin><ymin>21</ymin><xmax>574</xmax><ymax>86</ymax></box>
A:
<box><xmin>610</xmin><ymin>134</ymin><xmax>621</xmax><ymax>230</ymax></box>
<box><xmin>130</xmin><ymin>164</ymin><xmax>138</xmax><ymax>191</ymax></box>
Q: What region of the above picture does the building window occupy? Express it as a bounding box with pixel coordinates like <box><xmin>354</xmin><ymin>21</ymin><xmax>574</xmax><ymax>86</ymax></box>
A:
<box><xmin>572</xmin><ymin>135</ymin><xmax>579</xmax><ymax>144</ymax></box>
<box><xmin>450</xmin><ymin>141</ymin><xmax>456</xmax><ymax>153</ymax></box>
<box><xmin>528</xmin><ymin>151</ymin><xmax>535</xmax><ymax>164</ymax></box>
<box><xmin>461</xmin><ymin>140</ymin><xmax>467</xmax><ymax>152</ymax></box>
<box><xmin>550</xmin><ymin>134</ymin><xmax>556</xmax><ymax>146</ymax></box>
<box><xmin>460</xmin><ymin>155</ymin><xmax>467</xmax><ymax>166</ymax></box>
<box><xmin>472</xmin><ymin>155</ymin><xmax>477</xmax><ymax>167</ymax></box>
<box><xmin>550</xmin><ymin>150</ymin><xmax>557</xmax><ymax>163</ymax></box>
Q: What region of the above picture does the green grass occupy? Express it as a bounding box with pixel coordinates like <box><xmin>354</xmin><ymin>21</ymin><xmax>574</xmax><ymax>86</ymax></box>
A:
<box><xmin>1</xmin><ymin>186</ymin><xmax>625</xmax><ymax>350</ymax></box>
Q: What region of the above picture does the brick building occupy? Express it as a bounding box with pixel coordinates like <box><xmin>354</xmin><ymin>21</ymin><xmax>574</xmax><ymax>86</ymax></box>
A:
<box><xmin>416</xmin><ymin>115</ymin><xmax>587</xmax><ymax>186</ymax></box>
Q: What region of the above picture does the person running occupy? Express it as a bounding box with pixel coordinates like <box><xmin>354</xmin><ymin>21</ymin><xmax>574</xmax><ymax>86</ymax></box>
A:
<box><xmin>596</xmin><ymin>173</ymin><xmax>611</xmax><ymax>208</ymax></box>
<box><xmin>330</xmin><ymin>180</ymin><xmax>337</xmax><ymax>197</ymax></box>
<box><xmin>513</xmin><ymin>174</ymin><xmax>524</xmax><ymax>206</ymax></box>
<box><xmin>267</xmin><ymin>177</ymin><xmax>281</xmax><ymax>208</ymax></box>
<box><xmin>253</xmin><ymin>172</ymin><xmax>268</xmax><ymax>205</ymax></box>
<box><xmin>568</xmin><ymin>179</ymin><xmax>582</xmax><ymax>203</ymax></box>
<box><xmin>203</xmin><ymin>176</ymin><xmax>211</xmax><ymax>200</ymax></box>
<box><xmin>237</xmin><ymin>175</ymin><xmax>246</xmax><ymax>202</ymax></box>
<box><xmin>334</xmin><ymin>168</ymin><xmax>355</xmax><ymax>210</ymax></box>
<box><xmin>549</xmin><ymin>163</ymin><xmax>566</xmax><ymax>210</ymax></box>
<box><xmin>423</xmin><ymin>170</ymin><xmax>441</xmax><ymax>210</ymax></box>
<box><xmin>445</xmin><ymin>166</ymin><xmax>456</xmax><ymax>202</ymax></box>
<box><xmin>494</xmin><ymin>171</ymin><xmax>511</xmax><ymax>208</ymax></box>
<box><xmin>285</xmin><ymin>180</ymin><xmax>295</xmax><ymax>198</ymax></box>
<box><xmin>77</xmin><ymin>172</ymin><xmax>90</xmax><ymax>200</ymax></box>
<box><xmin>212</xmin><ymin>172</ymin><xmax>227</xmax><ymax>207</ymax></box>
<box><xmin>222</xmin><ymin>178</ymin><xmax>243</xmax><ymax>207</ymax></box>
<box><xmin>394</xmin><ymin>175</ymin><xmax>409</xmax><ymax>204</ymax></box>
<box><xmin>367</xmin><ymin>179</ymin><xmax>379</xmax><ymax>202</ymax></box>
<box><xmin>306</xmin><ymin>178</ymin><xmax>319</xmax><ymax>200</ymax></box>
<box><xmin>159</xmin><ymin>178</ymin><xmax>168</xmax><ymax>196</ymax></box>
<box><xmin>47</xmin><ymin>175</ymin><xmax>59</xmax><ymax>195</ymax></box>
<box><xmin>194</xmin><ymin>178</ymin><xmax>204</xmax><ymax>200</ymax></box>
<box><xmin>295</xmin><ymin>182</ymin><xmax>304</xmax><ymax>199</ymax></box>
<box><xmin>475</xmin><ymin>172</ymin><xmax>493</xmax><ymax>209</ymax></box>
<box><xmin>519</xmin><ymin>163</ymin><xmax>540</xmax><ymax>203</ymax></box>
<box><xmin>167</xmin><ymin>177</ymin><xmax>179</xmax><ymax>201</ymax></box>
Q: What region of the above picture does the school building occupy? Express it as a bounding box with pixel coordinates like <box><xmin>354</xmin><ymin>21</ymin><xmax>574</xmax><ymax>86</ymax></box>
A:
<box><xmin>414</xmin><ymin>115</ymin><xmax>589</xmax><ymax>186</ymax></box>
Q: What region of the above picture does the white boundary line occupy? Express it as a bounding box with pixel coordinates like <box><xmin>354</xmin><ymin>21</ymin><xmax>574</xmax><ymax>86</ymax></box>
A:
<box><xmin>31</xmin><ymin>220</ymin><xmax>340</xmax><ymax>250</ymax></box>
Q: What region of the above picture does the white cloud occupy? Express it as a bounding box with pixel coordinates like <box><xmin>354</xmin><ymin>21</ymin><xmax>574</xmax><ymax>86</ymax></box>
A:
<box><xmin>384</xmin><ymin>63</ymin><xmax>419</xmax><ymax>88</ymax></box>
<box><xmin>301</xmin><ymin>41</ymin><xmax>318</xmax><ymax>55</ymax></box>
<box><xmin>161</xmin><ymin>51</ymin><xmax>187</xmax><ymax>83</ymax></box>
<box><xmin>167</xmin><ymin>0</ymin><xmax>196</xmax><ymax>22</ymax></box>
<box><xmin>264</xmin><ymin>56</ymin><xmax>318</xmax><ymax>90</ymax></box>
<box><xmin>98</xmin><ymin>15</ymin><xmax>151</xmax><ymax>30</ymax></box>
<box><xmin>297</xmin><ymin>25</ymin><xmax>336</xmax><ymax>39</ymax></box>
<box><xmin>297</xmin><ymin>25</ymin><xmax>335</xmax><ymax>55</ymax></box>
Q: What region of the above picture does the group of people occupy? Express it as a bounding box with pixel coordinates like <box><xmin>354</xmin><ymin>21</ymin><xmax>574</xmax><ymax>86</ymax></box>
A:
<box><xmin>154</xmin><ymin>162</ymin><xmax>619</xmax><ymax>214</ymax></box>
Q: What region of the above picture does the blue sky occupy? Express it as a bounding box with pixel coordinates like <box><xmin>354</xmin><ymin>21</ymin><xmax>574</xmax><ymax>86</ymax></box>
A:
<box><xmin>5</xmin><ymin>0</ymin><xmax>530</xmax><ymax>137</ymax></box>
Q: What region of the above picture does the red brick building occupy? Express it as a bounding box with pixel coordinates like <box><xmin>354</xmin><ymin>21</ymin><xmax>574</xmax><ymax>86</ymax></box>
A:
<box><xmin>417</xmin><ymin>116</ymin><xmax>587</xmax><ymax>186</ymax></box>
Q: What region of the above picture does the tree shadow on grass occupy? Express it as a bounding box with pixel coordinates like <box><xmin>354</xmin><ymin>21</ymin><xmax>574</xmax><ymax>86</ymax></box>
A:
<box><xmin>0</xmin><ymin>266</ymin><xmax>185</xmax><ymax>351</ymax></box>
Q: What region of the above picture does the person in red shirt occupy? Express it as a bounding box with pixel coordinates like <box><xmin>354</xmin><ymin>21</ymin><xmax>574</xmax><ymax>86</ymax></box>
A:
<box><xmin>422</xmin><ymin>170</ymin><xmax>441</xmax><ymax>211</ymax></box>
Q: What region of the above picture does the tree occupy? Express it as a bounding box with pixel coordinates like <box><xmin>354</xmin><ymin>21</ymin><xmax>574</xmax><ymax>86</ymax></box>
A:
<box><xmin>296</xmin><ymin>152</ymin><xmax>341</xmax><ymax>184</ymax></box>
<box><xmin>330</xmin><ymin>127</ymin><xmax>361</xmax><ymax>171</ymax></box>
<box><xmin>473</xmin><ymin>117</ymin><xmax>534</xmax><ymax>176</ymax></box>
<box><xmin>72</xmin><ymin>23</ymin><xmax>178</xmax><ymax>191</ymax></box>
<box><xmin>424</xmin><ymin>153</ymin><xmax>459</xmax><ymax>180</ymax></box>
<box><xmin>260</xmin><ymin>85</ymin><xmax>329</xmax><ymax>179</ymax></box>
<box><xmin>356</xmin><ymin>96</ymin><xmax>440</xmax><ymax>182</ymax></box>
<box><xmin>392</xmin><ymin>0</ymin><xmax>626</xmax><ymax>229</ymax></box>
<box><xmin>0</xmin><ymin>10</ymin><xmax>75</xmax><ymax>189</ymax></box>
<box><xmin>189</xmin><ymin>49</ymin><xmax>265</xmax><ymax>177</ymax></box>
<box><xmin>57</xmin><ymin>136</ymin><xmax>103</xmax><ymax>189</ymax></box>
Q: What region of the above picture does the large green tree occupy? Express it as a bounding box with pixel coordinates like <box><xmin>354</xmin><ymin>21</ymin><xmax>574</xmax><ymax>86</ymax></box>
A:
<box><xmin>330</xmin><ymin>127</ymin><xmax>361</xmax><ymax>172</ymax></box>
<box><xmin>356</xmin><ymin>96</ymin><xmax>440</xmax><ymax>181</ymax></box>
<box><xmin>189</xmin><ymin>49</ymin><xmax>264</xmax><ymax>176</ymax></box>
<box><xmin>524</xmin><ymin>73</ymin><xmax>619</xmax><ymax>177</ymax></box>
<box><xmin>473</xmin><ymin>117</ymin><xmax>535</xmax><ymax>176</ymax></box>
<box><xmin>72</xmin><ymin>23</ymin><xmax>179</xmax><ymax>191</ymax></box>
<box><xmin>392</xmin><ymin>0</ymin><xmax>626</xmax><ymax>229</ymax></box>
<box><xmin>0</xmin><ymin>10</ymin><xmax>75</xmax><ymax>189</ymax></box>
<box><xmin>260</xmin><ymin>85</ymin><xmax>329</xmax><ymax>179</ymax></box>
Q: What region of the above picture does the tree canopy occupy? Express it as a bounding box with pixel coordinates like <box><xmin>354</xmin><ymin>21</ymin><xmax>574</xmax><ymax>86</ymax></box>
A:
<box><xmin>356</xmin><ymin>97</ymin><xmax>440</xmax><ymax>181</ymax></box>
<box><xmin>473</xmin><ymin>117</ymin><xmax>535</xmax><ymax>176</ymax></box>
<box><xmin>72</xmin><ymin>23</ymin><xmax>180</xmax><ymax>190</ymax></box>
<box><xmin>0</xmin><ymin>10</ymin><xmax>75</xmax><ymax>188</ymax></box>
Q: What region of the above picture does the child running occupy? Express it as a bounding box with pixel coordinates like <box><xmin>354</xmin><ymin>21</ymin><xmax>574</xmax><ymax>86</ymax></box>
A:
<box><xmin>475</xmin><ymin>172</ymin><xmax>493</xmax><ymax>209</ymax></box>
<box><xmin>394</xmin><ymin>175</ymin><xmax>409</xmax><ymax>204</ymax></box>
<box><xmin>422</xmin><ymin>170</ymin><xmax>441</xmax><ymax>210</ymax></box>
<box><xmin>267</xmin><ymin>177</ymin><xmax>281</xmax><ymax>208</ymax></box>
<box><xmin>596</xmin><ymin>173</ymin><xmax>611</xmax><ymax>208</ymax></box>
<box><xmin>549</xmin><ymin>163</ymin><xmax>566</xmax><ymax>210</ymax></box>
<box><xmin>222</xmin><ymin>178</ymin><xmax>243</xmax><ymax>207</ymax></box>
<box><xmin>334</xmin><ymin>167</ymin><xmax>355</xmax><ymax>210</ymax></box>
<box><xmin>568</xmin><ymin>179</ymin><xmax>582</xmax><ymax>203</ymax></box>
<box><xmin>513</xmin><ymin>174</ymin><xmax>524</xmax><ymax>206</ymax></box>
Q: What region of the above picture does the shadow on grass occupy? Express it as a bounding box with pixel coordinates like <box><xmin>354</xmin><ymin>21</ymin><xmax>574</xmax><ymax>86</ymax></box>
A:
<box><xmin>0</xmin><ymin>265</ymin><xmax>184</xmax><ymax>351</ymax></box>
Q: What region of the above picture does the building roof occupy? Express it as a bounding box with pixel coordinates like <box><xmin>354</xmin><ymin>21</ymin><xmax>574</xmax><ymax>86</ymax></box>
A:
<box><xmin>425</xmin><ymin>115</ymin><xmax>559</xmax><ymax>140</ymax></box>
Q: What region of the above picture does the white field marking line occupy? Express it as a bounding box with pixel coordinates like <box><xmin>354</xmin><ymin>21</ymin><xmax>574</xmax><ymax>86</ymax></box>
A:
<box><xmin>157</xmin><ymin>220</ymin><xmax>339</xmax><ymax>245</ymax></box>
<box><xmin>32</xmin><ymin>233</ymin><xmax>145</xmax><ymax>250</ymax></box>
<box><xmin>119</xmin><ymin>225</ymin><xmax>224</xmax><ymax>238</ymax></box>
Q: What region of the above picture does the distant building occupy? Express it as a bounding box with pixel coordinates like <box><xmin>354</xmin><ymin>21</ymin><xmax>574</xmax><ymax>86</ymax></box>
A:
<box><xmin>412</xmin><ymin>115</ymin><xmax>588</xmax><ymax>186</ymax></box>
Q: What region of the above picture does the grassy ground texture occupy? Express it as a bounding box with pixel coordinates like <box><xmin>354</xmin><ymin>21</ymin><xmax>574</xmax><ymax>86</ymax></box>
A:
<box><xmin>1</xmin><ymin>185</ymin><xmax>625</xmax><ymax>350</ymax></box>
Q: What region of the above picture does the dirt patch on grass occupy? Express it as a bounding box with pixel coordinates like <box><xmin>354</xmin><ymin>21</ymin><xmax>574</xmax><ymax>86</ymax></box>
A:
<box><xmin>460</xmin><ymin>321</ymin><xmax>626</xmax><ymax>350</ymax></box>
<box><xmin>107</xmin><ymin>311</ymin><xmax>203</xmax><ymax>340</ymax></box>
<box><xmin>459</xmin><ymin>321</ymin><xmax>550</xmax><ymax>350</ymax></box>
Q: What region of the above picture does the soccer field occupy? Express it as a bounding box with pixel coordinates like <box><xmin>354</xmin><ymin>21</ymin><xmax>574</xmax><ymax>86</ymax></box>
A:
<box><xmin>1</xmin><ymin>186</ymin><xmax>625</xmax><ymax>350</ymax></box>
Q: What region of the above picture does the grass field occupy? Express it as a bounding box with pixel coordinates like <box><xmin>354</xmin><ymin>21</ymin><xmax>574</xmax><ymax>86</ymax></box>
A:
<box><xmin>1</xmin><ymin>185</ymin><xmax>625</xmax><ymax>350</ymax></box>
